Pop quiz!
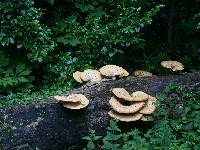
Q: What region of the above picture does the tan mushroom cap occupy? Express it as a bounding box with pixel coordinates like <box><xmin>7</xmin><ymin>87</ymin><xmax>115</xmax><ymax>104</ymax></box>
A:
<box><xmin>63</xmin><ymin>98</ymin><xmax>89</xmax><ymax>109</ymax></box>
<box><xmin>81</xmin><ymin>69</ymin><xmax>102</xmax><ymax>82</ymax></box>
<box><xmin>131</xmin><ymin>91</ymin><xmax>149</xmax><ymax>101</ymax></box>
<box><xmin>108</xmin><ymin>110</ymin><xmax>143</xmax><ymax>122</ymax></box>
<box><xmin>109</xmin><ymin>97</ymin><xmax>145</xmax><ymax>114</ymax></box>
<box><xmin>54</xmin><ymin>94</ymin><xmax>81</xmax><ymax>103</ymax></box>
<box><xmin>133</xmin><ymin>70</ymin><xmax>153</xmax><ymax>77</ymax></box>
<box><xmin>99</xmin><ymin>65</ymin><xmax>129</xmax><ymax>77</ymax></box>
<box><xmin>112</xmin><ymin>88</ymin><xmax>133</xmax><ymax>101</ymax></box>
<box><xmin>73</xmin><ymin>71</ymin><xmax>83</xmax><ymax>83</ymax></box>
<box><xmin>160</xmin><ymin>61</ymin><xmax>184</xmax><ymax>71</ymax></box>
<box><xmin>54</xmin><ymin>94</ymin><xmax>89</xmax><ymax>109</ymax></box>
<box><xmin>139</xmin><ymin>96</ymin><xmax>156</xmax><ymax>115</ymax></box>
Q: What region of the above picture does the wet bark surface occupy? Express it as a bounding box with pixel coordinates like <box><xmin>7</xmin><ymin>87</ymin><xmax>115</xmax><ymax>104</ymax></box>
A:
<box><xmin>1</xmin><ymin>73</ymin><xmax>200</xmax><ymax>150</ymax></box>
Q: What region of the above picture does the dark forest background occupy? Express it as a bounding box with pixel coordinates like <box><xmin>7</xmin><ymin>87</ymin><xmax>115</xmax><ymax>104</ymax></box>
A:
<box><xmin>0</xmin><ymin>0</ymin><xmax>200</xmax><ymax>96</ymax></box>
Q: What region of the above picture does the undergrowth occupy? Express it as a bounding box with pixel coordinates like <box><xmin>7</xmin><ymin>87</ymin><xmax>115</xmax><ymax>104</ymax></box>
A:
<box><xmin>82</xmin><ymin>84</ymin><xmax>200</xmax><ymax>150</ymax></box>
<box><xmin>0</xmin><ymin>83</ymin><xmax>74</xmax><ymax>109</ymax></box>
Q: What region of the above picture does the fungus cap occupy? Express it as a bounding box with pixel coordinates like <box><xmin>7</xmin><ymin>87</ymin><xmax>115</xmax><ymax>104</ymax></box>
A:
<box><xmin>63</xmin><ymin>99</ymin><xmax>89</xmax><ymax>109</ymax></box>
<box><xmin>99</xmin><ymin>65</ymin><xmax>129</xmax><ymax>77</ymax></box>
<box><xmin>131</xmin><ymin>91</ymin><xmax>149</xmax><ymax>101</ymax></box>
<box><xmin>54</xmin><ymin>94</ymin><xmax>89</xmax><ymax>109</ymax></box>
<box><xmin>109</xmin><ymin>97</ymin><xmax>145</xmax><ymax>114</ymax></box>
<box><xmin>81</xmin><ymin>69</ymin><xmax>102</xmax><ymax>82</ymax></box>
<box><xmin>108</xmin><ymin>110</ymin><xmax>143</xmax><ymax>122</ymax></box>
<box><xmin>160</xmin><ymin>61</ymin><xmax>184</xmax><ymax>71</ymax></box>
<box><xmin>112</xmin><ymin>88</ymin><xmax>133</xmax><ymax>101</ymax></box>
<box><xmin>54</xmin><ymin>94</ymin><xmax>81</xmax><ymax>103</ymax></box>
<box><xmin>73</xmin><ymin>71</ymin><xmax>83</xmax><ymax>83</ymax></box>
<box><xmin>139</xmin><ymin>96</ymin><xmax>156</xmax><ymax>115</ymax></box>
<box><xmin>133</xmin><ymin>70</ymin><xmax>153</xmax><ymax>77</ymax></box>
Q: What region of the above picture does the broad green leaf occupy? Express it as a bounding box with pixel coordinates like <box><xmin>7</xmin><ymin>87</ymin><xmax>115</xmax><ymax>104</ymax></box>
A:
<box><xmin>47</xmin><ymin>0</ymin><xmax>54</xmax><ymax>5</ymax></box>
<box><xmin>103</xmin><ymin>131</ymin><xmax>122</xmax><ymax>141</ymax></box>
<box><xmin>18</xmin><ymin>77</ymin><xmax>29</xmax><ymax>83</ymax></box>
<box><xmin>16</xmin><ymin>64</ymin><xmax>26</xmax><ymax>74</ymax></box>
<box><xmin>69</xmin><ymin>39</ymin><xmax>80</xmax><ymax>46</ymax></box>
<box><xmin>0</xmin><ymin>51</ymin><xmax>9</xmax><ymax>67</ymax></box>
<box><xmin>6</xmin><ymin>68</ymin><xmax>14</xmax><ymax>76</ymax></box>
<box><xmin>18</xmin><ymin>70</ymin><xmax>32</xmax><ymax>76</ymax></box>
<box><xmin>102</xmin><ymin>140</ymin><xmax>120</xmax><ymax>150</ymax></box>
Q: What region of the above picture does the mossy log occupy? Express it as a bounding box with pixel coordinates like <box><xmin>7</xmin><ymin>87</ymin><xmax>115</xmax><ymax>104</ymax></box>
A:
<box><xmin>1</xmin><ymin>73</ymin><xmax>200</xmax><ymax>150</ymax></box>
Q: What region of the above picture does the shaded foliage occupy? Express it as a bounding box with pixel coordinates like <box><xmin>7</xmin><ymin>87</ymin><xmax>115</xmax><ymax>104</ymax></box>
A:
<box><xmin>83</xmin><ymin>84</ymin><xmax>200</xmax><ymax>149</ymax></box>
<box><xmin>0</xmin><ymin>0</ymin><xmax>200</xmax><ymax>96</ymax></box>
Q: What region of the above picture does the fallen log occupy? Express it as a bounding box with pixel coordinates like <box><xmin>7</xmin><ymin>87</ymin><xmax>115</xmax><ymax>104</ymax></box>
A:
<box><xmin>1</xmin><ymin>73</ymin><xmax>200</xmax><ymax>150</ymax></box>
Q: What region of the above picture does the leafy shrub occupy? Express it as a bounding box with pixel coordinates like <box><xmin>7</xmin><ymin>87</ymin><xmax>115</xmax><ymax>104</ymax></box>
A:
<box><xmin>0</xmin><ymin>0</ymin><xmax>55</xmax><ymax>61</ymax></box>
<box><xmin>45</xmin><ymin>1</ymin><xmax>164</xmax><ymax>85</ymax></box>
<box><xmin>83</xmin><ymin>84</ymin><xmax>200</xmax><ymax>149</ymax></box>
<box><xmin>0</xmin><ymin>51</ymin><xmax>34</xmax><ymax>94</ymax></box>
<box><xmin>51</xmin><ymin>0</ymin><xmax>162</xmax><ymax>66</ymax></box>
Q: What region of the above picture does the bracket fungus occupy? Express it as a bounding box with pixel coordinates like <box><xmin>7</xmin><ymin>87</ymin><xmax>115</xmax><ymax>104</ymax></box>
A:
<box><xmin>73</xmin><ymin>69</ymin><xmax>102</xmax><ymax>83</ymax></box>
<box><xmin>108</xmin><ymin>110</ymin><xmax>143</xmax><ymax>122</ymax></box>
<box><xmin>99</xmin><ymin>65</ymin><xmax>129</xmax><ymax>80</ymax></box>
<box><xmin>139</xmin><ymin>96</ymin><xmax>156</xmax><ymax>115</ymax></box>
<box><xmin>131</xmin><ymin>91</ymin><xmax>149</xmax><ymax>101</ymax></box>
<box><xmin>54</xmin><ymin>94</ymin><xmax>89</xmax><ymax>109</ymax></box>
<box><xmin>108</xmin><ymin>88</ymin><xmax>156</xmax><ymax>122</ymax></box>
<box><xmin>73</xmin><ymin>71</ymin><xmax>83</xmax><ymax>83</ymax></box>
<box><xmin>112</xmin><ymin>88</ymin><xmax>133</xmax><ymax>101</ymax></box>
<box><xmin>132</xmin><ymin>70</ymin><xmax>153</xmax><ymax>77</ymax></box>
<box><xmin>109</xmin><ymin>97</ymin><xmax>145</xmax><ymax>114</ymax></box>
<box><xmin>160</xmin><ymin>60</ymin><xmax>184</xmax><ymax>71</ymax></box>
<box><xmin>80</xmin><ymin>69</ymin><xmax>102</xmax><ymax>82</ymax></box>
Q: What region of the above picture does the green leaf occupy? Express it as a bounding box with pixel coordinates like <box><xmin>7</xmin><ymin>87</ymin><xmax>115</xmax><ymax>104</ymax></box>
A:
<box><xmin>6</xmin><ymin>68</ymin><xmax>14</xmax><ymax>76</ymax></box>
<box><xmin>57</xmin><ymin>37</ymin><xmax>80</xmax><ymax>46</ymax></box>
<box><xmin>0</xmin><ymin>51</ymin><xmax>9</xmax><ymax>67</ymax></box>
<box><xmin>87</xmin><ymin>141</ymin><xmax>96</xmax><ymax>149</ymax></box>
<box><xmin>102</xmin><ymin>140</ymin><xmax>120</xmax><ymax>150</ymax></box>
<box><xmin>18</xmin><ymin>77</ymin><xmax>29</xmax><ymax>83</ymax></box>
<box><xmin>47</xmin><ymin>0</ymin><xmax>54</xmax><ymax>5</ymax></box>
<box><xmin>69</xmin><ymin>38</ymin><xmax>80</xmax><ymax>46</ymax></box>
<box><xmin>107</xmin><ymin>119</ymin><xmax>121</xmax><ymax>132</ymax></box>
<box><xmin>103</xmin><ymin>131</ymin><xmax>122</xmax><ymax>141</ymax></box>
<box><xmin>16</xmin><ymin>64</ymin><xmax>26</xmax><ymax>74</ymax></box>
<box><xmin>18</xmin><ymin>70</ymin><xmax>32</xmax><ymax>76</ymax></box>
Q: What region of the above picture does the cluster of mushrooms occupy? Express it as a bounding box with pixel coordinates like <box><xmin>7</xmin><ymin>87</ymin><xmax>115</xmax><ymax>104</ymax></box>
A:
<box><xmin>54</xmin><ymin>60</ymin><xmax>184</xmax><ymax>122</ymax></box>
<box><xmin>73</xmin><ymin>65</ymin><xmax>129</xmax><ymax>83</ymax></box>
<box><xmin>108</xmin><ymin>88</ymin><xmax>156</xmax><ymax>122</ymax></box>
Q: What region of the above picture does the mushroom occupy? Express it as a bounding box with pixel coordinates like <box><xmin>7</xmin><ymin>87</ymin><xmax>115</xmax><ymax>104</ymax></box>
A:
<box><xmin>131</xmin><ymin>91</ymin><xmax>149</xmax><ymax>101</ymax></box>
<box><xmin>73</xmin><ymin>71</ymin><xmax>83</xmax><ymax>83</ymax></box>
<box><xmin>109</xmin><ymin>97</ymin><xmax>145</xmax><ymax>114</ymax></box>
<box><xmin>139</xmin><ymin>96</ymin><xmax>156</xmax><ymax>115</ymax></box>
<box><xmin>81</xmin><ymin>69</ymin><xmax>102</xmax><ymax>82</ymax></box>
<box><xmin>108</xmin><ymin>88</ymin><xmax>157</xmax><ymax>122</ymax></box>
<box><xmin>160</xmin><ymin>61</ymin><xmax>184</xmax><ymax>71</ymax></box>
<box><xmin>132</xmin><ymin>70</ymin><xmax>153</xmax><ymax>77</ymax></box>
<box><xmin>54</xmin><ymin>94</ymin><xmax>89</xmax><ymax>109</ymax></box>
<box><xmin>112</xmin><ymin>88</ymin><xmax>133</xmax><ymax>101</ymax></box>
<box><xmin>108</xmin><ymin>110</ymin><xmax>143</xmax><ymax>122</ymax></box>
<box><xmin>54</xmin><ymin>95</ymin><xmax>81</xmax><ymax>103</ymax></box>
<box><xmin>99</xmin><ymin>65</ymin><xmax>129</xmax><ymax>80</ymax></box>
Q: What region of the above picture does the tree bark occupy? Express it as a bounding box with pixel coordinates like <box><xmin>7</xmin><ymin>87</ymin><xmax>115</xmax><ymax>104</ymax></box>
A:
<box><xmin>1</xmin><ymin>73</ymin><xmax>200</xmax><ymax>150</ymax></box>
